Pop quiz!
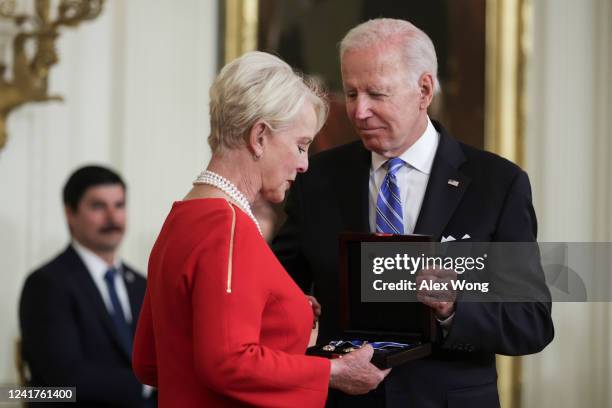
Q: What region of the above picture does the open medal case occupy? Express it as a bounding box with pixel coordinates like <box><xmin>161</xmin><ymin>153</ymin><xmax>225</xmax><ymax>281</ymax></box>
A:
<box><xmin>307</xmin><ymin>233</ymin><xmax>436</xmax><ymax>369</ymax></box>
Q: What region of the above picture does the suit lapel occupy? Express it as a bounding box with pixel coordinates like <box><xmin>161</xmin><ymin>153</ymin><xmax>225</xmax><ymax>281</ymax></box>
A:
<box><xmin>332</xmin><ymin>142</ymin><xmax>371</xmax><ymax>233</ymax></box>
<box><xmin>414</xmin><ymin>123</ymin><xmax>471</xmax><ymax>240</ymax></box>
<box><xmin>65</xmin><ymin>246</ymin><xmax>132</xmax><ymax>360</ymax></box>
<box><xmin>328</xmin><ymin>127</ymin><xmax>470</xmax><ymax>238</ymax></box>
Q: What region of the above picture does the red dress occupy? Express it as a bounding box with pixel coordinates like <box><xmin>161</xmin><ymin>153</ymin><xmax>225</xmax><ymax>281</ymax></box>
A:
<box><xmin>133</xmin><ymin>199</ymin><xmax>330</xmax><ymax>407</ymax></box>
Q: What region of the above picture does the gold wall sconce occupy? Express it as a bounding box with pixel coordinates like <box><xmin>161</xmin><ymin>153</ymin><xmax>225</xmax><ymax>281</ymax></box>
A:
<box><xmin>0</xmin><ymin>0</ymin><xmax>105</xmax><ymax>151</ymax></box>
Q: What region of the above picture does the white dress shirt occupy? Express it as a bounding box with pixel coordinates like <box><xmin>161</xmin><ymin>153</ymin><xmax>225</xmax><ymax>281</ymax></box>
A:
<box><xmin>72</xmin><ymin>240</ymin><xmax>133</xmax><ymax>323</ymax></box>
<box><xmin>369</xmin><ymin>117</ymin><xmax>440</xmax><ymax>234</ymax></box>
<box><xmin>368</xmin><ymin>118</ymin><xmax>455</xmax><ymax>330</ymax></box>
<box><xmin>72</xmin><ymin>240</ymin><xmax>154</xmax><ymax>397</ymax></box>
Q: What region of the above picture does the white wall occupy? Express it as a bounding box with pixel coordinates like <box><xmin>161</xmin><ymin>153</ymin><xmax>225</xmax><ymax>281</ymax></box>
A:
<box><xmin>522</xmin><ymin>0</ymin><xmax>612</xmax><ymax>407</ymax></box>
<box><xmin>0</xmin><ymin>0</ymin><xmax>216</xmax><ymax>390</ymax></box>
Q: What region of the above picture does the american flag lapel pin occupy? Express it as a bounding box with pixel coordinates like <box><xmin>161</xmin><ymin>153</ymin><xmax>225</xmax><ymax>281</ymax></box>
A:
<box><xmin>447</xmin><ymin>179</ymin><xmax>460</xmax><ymax>187</ymax></box>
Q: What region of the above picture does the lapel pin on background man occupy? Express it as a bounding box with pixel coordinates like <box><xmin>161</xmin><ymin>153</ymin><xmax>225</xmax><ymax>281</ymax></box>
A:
<box><xmin>19</xmin><ymin>165</ymin><xmax>155</xmax><ymax>407</ymax></box>
<box><xmin>273</xmin><ymin>18</ymin><xmax>554</xmax><ymax>408</ymax></box>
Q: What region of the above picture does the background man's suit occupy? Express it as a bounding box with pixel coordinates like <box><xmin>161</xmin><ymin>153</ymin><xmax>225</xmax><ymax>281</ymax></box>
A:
<box><xmin>20</xmin><ymin>245</ymin><xmax>149</xmax><ymax>408</ymax></box>
<box><xmin>273</xmin><ymin>121</ymin><xmax>554</xmax><ymax>407</ymax></box>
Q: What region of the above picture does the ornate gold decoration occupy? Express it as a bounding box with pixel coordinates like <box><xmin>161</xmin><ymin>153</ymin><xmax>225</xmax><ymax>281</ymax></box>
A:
<box><xmin>223</xmin><ymin>0</ymin><xmax>258</xmax><ymax>65</ymax></box>
<box><xmin>485</xmin><ymin>0</ymin><xmax>530</xmax><ymax>165</ymax></box>
<box><xmin>486</xmin><ymin>1</ymin><xmax>532</xmax><ymax>407</ymax></box>
<box><xmin>0</xmin><ymin>0</ymin><xmax>105</xmax><ymax>150</ymax></box>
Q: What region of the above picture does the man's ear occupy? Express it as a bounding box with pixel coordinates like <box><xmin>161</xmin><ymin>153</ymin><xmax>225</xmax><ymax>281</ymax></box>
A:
<box><xmin>248</xmin><ymin>120</ymin><xmax>268</xmax><ymax>159</ymax></box>
<box><xmin>64</xmin><ymin>205</ymin><xmax>76</xmax><ymax>233</ymax></box>
<box><xmin>418</xmin><ymin>73</ymin><xmax>435</xmax><ymax>110</ymax></box>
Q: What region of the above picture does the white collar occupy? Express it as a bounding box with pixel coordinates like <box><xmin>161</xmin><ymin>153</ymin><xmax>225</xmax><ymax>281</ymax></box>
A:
<box><xmin>72</xmin><ymin>239</ymin><xmax>122</xmax><ymax>279</ymax></box>
<box><xmin>371</xmin><ymin>116</ymin><xmax>439</xmax><ymax>174</ymax></box>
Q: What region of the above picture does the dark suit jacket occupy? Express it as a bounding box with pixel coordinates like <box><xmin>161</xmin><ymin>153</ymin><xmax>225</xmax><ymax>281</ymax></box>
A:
<box><xmin>19</xmin><ymin>245</ymin><xmax>151</xmax><ymax>407</ymax></box>
<box><xmin>272</xmin><ymin>121</ymin><xmax>554</xmax><ymax>407</ymax></box>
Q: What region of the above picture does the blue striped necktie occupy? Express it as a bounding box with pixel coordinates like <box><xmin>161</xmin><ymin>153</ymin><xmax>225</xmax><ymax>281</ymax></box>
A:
<box><xmin>104</xmin><ymin>267</ymin><xmax>133</xmax><ymax>355</ymax></box>
<box><xmin>376</xmin><ymin>157</ymin><xmax>405</xmax><ymax>234</ymax></box>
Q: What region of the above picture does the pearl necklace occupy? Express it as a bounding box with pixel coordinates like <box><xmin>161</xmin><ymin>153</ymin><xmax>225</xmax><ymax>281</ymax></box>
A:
<box><xmin>193</xmin><ymin>170</ymin><xmax>262</xmax><ymax>236</ymax></box>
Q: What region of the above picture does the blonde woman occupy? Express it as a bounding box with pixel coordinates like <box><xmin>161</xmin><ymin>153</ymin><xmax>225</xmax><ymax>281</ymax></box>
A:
<box><xmin>132</xmin><ymin>51</ymin><xmax>389</xmax><ymax>407</ymax></box>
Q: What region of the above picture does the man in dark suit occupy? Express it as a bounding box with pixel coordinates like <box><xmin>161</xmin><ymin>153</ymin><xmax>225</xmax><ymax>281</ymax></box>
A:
<box><xmin>19</xmin><ymin>165</ymin><xmax>155</xmax><ymax>407</ymax></box>
<box><xmin>272</xmin><ymin>18</ymin><xmax>554</xmax><ymax>407</ymax></box>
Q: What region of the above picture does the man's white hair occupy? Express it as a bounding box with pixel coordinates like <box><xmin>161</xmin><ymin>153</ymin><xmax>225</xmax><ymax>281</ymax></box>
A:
<box><xmin>340</xmin><ymin>18</ymin><xmax>440</xmax><ymax>94</ymax></box>
<box><xmin>208</xmin><ymin>51</ymin><xmax>328</xmax><ymax>153</ymax></box>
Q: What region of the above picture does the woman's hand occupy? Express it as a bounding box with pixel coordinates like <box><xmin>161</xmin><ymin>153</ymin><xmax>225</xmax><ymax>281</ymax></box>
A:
<box><xmin>329</xmin><ymin>345</ymin><xmax>391</xmax><ymax>395</ymax></box>
<box><xmin>306</xmin><ymin>295</ymin><xmax>321</xmax><ymax>328</ymax></box>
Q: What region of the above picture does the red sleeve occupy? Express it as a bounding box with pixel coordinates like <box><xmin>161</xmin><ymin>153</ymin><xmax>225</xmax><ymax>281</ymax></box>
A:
<box><xmin>132</xmin><ymin>287</ymin><xmax>158</xmax><ymax>386</ymax></box>
<box><xmin>191</xmin><ymin>205</ymin><xmax>330</xmax><ymax>407</ymax></box>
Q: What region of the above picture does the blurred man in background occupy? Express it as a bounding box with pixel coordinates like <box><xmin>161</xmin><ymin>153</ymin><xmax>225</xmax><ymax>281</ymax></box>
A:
<box><xmin>19</xmin><ymin>165</ymin><xmax>155</xmax><ymax>407</ymax></box>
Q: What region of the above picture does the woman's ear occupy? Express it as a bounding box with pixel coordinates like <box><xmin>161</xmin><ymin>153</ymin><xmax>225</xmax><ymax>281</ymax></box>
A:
<box><xmin>248</xmin><ymin>120</ymin><xmax>268</xmax><ymax>160</ymax></box>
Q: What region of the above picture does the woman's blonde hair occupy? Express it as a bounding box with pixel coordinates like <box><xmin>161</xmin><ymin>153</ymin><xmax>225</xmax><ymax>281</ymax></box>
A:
<box><xmin>208</xmin><ymin>51</ymin><xmax>328</xmax><ymax>153</ymax></box>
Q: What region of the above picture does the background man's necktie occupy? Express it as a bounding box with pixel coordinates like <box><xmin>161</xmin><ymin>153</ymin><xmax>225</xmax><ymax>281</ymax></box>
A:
<box><xmin>376</xmin><ymin>157</ymin><xmax>405</xmax><ymax>234</ymax></box>
<box><xmin>104</xmin><ymin>267</ymin><xmax>133</xmax><ymax>355</ymax></box>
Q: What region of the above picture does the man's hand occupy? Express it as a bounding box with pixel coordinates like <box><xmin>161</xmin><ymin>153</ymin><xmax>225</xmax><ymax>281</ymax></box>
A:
<box><xmin>416</xmin><ymin>267</ymin><xmax>457</xmax><ymax>319</ymax></box>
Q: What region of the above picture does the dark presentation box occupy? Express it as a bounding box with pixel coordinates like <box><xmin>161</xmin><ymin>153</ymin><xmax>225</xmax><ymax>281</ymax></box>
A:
<box><xmin>307</xmin><ymin>233</ymin><xmax>436</xmax><ymax>369</ymax></box>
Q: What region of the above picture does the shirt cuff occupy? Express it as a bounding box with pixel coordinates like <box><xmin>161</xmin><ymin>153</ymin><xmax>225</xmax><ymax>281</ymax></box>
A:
<box><xmin>142</xmin><ymin>384</ymin><xmax>155</xmax><ymax>398</ymax></box>
<box><xmin>436</xmin><ymin>312</ymin><xmax>455</xmax><ymax>327</ymax></box>
<box><xmin>436</xmin><ymin>312</ymin><xmax>455</xmax><ymax>337</ymax></box>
